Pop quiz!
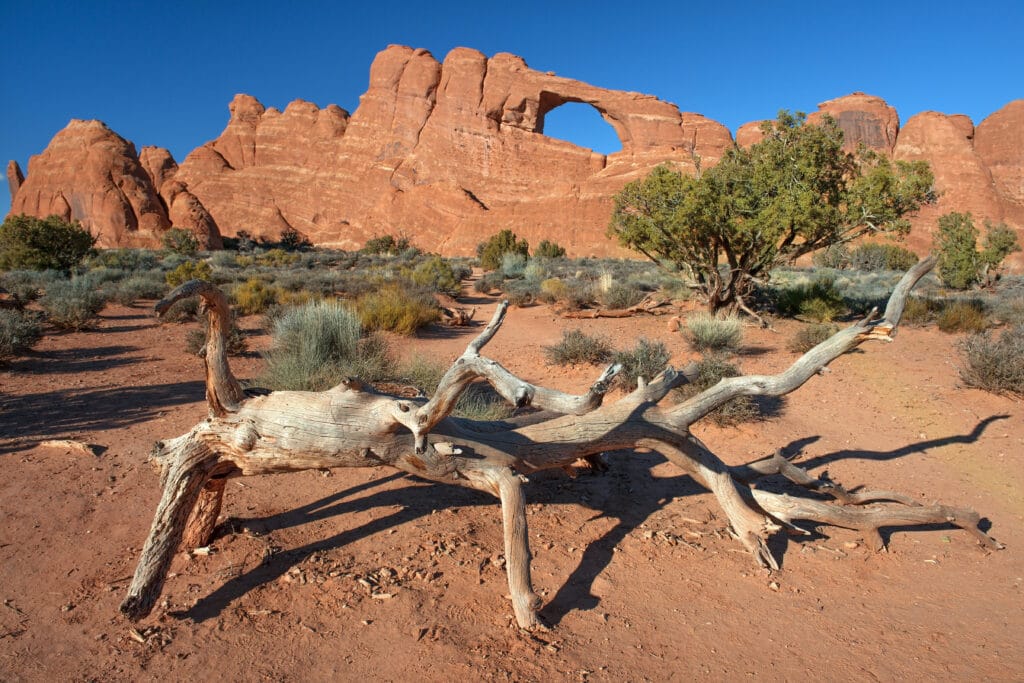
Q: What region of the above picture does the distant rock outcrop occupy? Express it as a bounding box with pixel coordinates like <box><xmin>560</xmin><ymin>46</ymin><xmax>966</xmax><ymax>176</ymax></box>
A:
<box><xmin>6</xmin><ymin>160</ymin><xmax>23</xmax><ymax>199</ymax></box>
<box><xmin>5</xmin><ymin>46</ymin><xmax>1022</xmax><ymax>264</ymax></box>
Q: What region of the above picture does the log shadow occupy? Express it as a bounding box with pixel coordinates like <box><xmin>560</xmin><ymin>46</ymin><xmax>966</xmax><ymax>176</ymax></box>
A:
<box><xmin>0</xmin><ymin>380</ymin><xmax>207</xmax><ymax>452</ymax></box>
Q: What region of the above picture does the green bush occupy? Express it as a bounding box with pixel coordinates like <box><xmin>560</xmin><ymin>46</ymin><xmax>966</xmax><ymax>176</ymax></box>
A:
<box><xmin>612</xmin><ymin>338</ymin><xmax>670</xmax><ymax>391</ymax></box>
<box><xmin>0</xmin><ymin>309</ymin><xmax>43</xmax><ymax>361</ymax></box>
<box><xmin>166</xmin><ymin>260</ymin><xmax>213</xmax><ymax>287</ymax></box>
<box><xmin>410</xmin><ymin>256</ymin><xmax>462</xmax><ymax>297</ymax></box>
<box><xmin>959</xmin><ymin>325</ymin><xmax>1024</xmax><ymax>395</ymax></box>
<box><xmin>161</xmin><ymin>227</ymin><xmax>200</xmax><ymax>255</ymax></box>
<box><xmin>788</xmin><ymin>322</ymin><xmax>839</xmax><ymax>353</ymax></box>
<box><xmin>279</xmin><ymin>227</ymin><xmax>312</xmax><ymax>251</ymax></box>
<box><xmin>87</xmin><ymin>248</ymin><xmax>160</xmax><ymax>272</ymax></box>
<box><xmin>232</xmin><ymin>278</ymin><xmax>281</xmax><ymax>315</ymax></box>
<box><xmin>544</xmin><ymin>329</ymin><xmax>614</xmax><ymax>365</ymax></box>
<box><xmin>259</xmin><ymin>300</ymin><xmax>391</xmax><ymax>391</ymax></box>
<box><xmin>848</xmin><ymin>243</ymin><xmax>919</xmax><ymax>272</ymax></box>
<box><xmin>936</xmin><ymin>301</ymin><xmax>989</xmax><ymax>333</ymax></box>
<box><xmin>357</xmin><ymin>284</ymin><xmax>439</xmax><ymax>335</ymax></box>
<box><xmin>934</xmin><ymin>213</ymin><xmax>1020</xmax><ymax>289</ymax></box>
<box><xmin>684</xmin><ymin>312</ymin><xmax>743</xmax><ymax>353</ymax></box>
<box><xmin>775</xmin><ymin>276</ymin><xmax>846</xmax><ymax>322</ymax></box>
<box><xmin>674</xmin><ymin>356</ymin><xmax>761</xmax><ymax>426</ymax></box>
<box><xmin>40</xmin><ymin>279</ymin><xmax>107</xmax><ymax>330</ymax></box>
<box><xmin>534</xmin><ymin>239</ymin><xmax>567</xmax><ymax>259</ymax></box>
<box><xmin>478</xmin><ymin>229</ymin><xmax>529</xmax><ymax>271</ymax></box>
<box><xmin>0</xmin><ymin>214</ymin><xmax>97</xmax><ymax>272</ymax></box>
<box><xmin>362</xmin><ymin>234</ymin><xmax>411</xmax><ymax>256</ymax></box>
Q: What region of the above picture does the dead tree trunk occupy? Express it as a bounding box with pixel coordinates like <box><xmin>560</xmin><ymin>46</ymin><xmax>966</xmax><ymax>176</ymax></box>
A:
<box><xmin>121</xmin><ymin>256</ymin><xmax>1001</xmax><ymax>629</ymax></box>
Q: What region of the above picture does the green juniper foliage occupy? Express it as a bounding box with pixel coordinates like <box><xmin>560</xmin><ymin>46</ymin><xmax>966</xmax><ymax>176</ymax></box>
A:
<box><xmin>609</xmin><ymin>112</ymin><xmax>934</xmax><ymax>312</ymax></box>
<box><xmin>0</xmin><ymin>214</ymin><xmax>97</xmax><ymax>272</ymax></box>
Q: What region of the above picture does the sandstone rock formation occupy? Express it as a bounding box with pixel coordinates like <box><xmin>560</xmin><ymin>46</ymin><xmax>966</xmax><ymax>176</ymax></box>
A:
<box><xmin>5</xmin><ymin>46</ymin><xmax>1022</xmax><ymax>264</ymax></box>
<box><xmin>6</xmin><ymin>161</ymin><xmax>23</xmax><ymax>199</ymax></box>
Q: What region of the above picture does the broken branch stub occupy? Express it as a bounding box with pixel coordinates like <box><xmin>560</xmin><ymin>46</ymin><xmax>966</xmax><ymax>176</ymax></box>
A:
<box><xmin>122</xmin><ymin>260</ymin><xmax>999</xmax><ymax>629</ymax></box>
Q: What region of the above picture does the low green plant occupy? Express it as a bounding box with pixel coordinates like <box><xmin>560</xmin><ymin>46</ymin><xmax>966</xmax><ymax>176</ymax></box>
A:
<box><xmin>478</xmin><ymin>229</ymin><xmax>529</xmax><ymax>271</ymax></box>
<box><xmin>40</xmin><ymin>279</ymin><xmax>107</xmax><ymax>330</ymax></box>
<box><xmin>356</xmin><ymin>284</ymin><xmax>439</xmax><ymax>335</ymax></box>
<box><xmin>500</xmin><ymin>252</ymin><xmax>529</xmax><ymax>279</ymax></box>
<box><xmin>0</xmin><ymin>309</ymin><xmax>43</xmax><ymax>361</ymax></box>
<box><xmin>108</xmin><ymin>274</ymin><xmax>168</xmax><ymax>305</ymax></box>
<box><xmin>362</xmin><ymin>234</ymin><xmax>411</xmax><ymax>256</ymax></box>
<box><xmin>474</xmin><ymin>271</ymin><xmax>505</xmax><ymax>294</ymax></box>
<box><xmin>410</xmin><ymin>256</ymin><xmax>462</xmax><ymax>297</ymax></box>
<box><xmin>233</xmin><ymin>278</ymin><xmax>281</xmax><ymax>315</ymax></box>
<box><xmin>684</xmin><ymin>312</ymin><xmax>743</xmax><ymax>353</ymax></box>
<box><xmin>936</xmin><ymin>300</ymin><xmax>989</xmax><ymax>333</ymax></box>
<box><xmin>503</xmin><ymin>279</ymin><xmax>539</xmax><ymax>307</ymax></box>
<box><xmin>848</xmin><ymin>243</ymin><xmax>919</xmax><ymax>271</ymax></box>
<box><xmin>934</xmin><ymin>212</ymin><xmax>1021</xmax><ymax>289</ymax></box>
<box><xmin>959</xmin><ymin>325</ymin><xmax>1024</xmax><ymax>395</ymax></box>
<box><xmin>259</xmin><ymin>300</ymin><xmax>391</xmax><ymax>391</ymax></box>
<box><xmin>166</xmin><ymin>260</ymin><xmax>213</xmax><ymax>287</ymax></box>
<box><xmin>534</xmin><ymin>239</ymin><xmax>567</xmax><ymax>259</ymax></box>
<box><xmin>901</xmin><ymin>296</ymin><xmax>943</xmax><ymax>326</ymax></box>
<box><xmin>544</xmin><ymin>329</ymin><xmax>614</xmax><ymax>365</ymax></box>
<box><xmin>611</xmin><ymin>338</ymin><xmax>670</xmax><ymax>391</ymax></box>
<box><xmin>775</xmin><ymin>276</ymin><xmax>846</xmax><ymax>322</ymax></box>
<box><xmin>161</xmin><ymin>227</ymin><xmax>200</xmax><ymax>255</ymax></box>
<box><xmin>674</xmin><ymin>356</ymin><xmax>761</xmax><ymax>426</ymax></box>
<box><xmin>279</xmin><ymin>226</ymin><xmax>312</xmax><ymax>251</ymax></box>
<box><xmin>160</xmin><ymin>296</ymin><xmax>200</xmax><ymax>323</ymax></box>
<box><xmin>788</xmin><ymin>322</ymin><xmax>839</xmax><ymax>353</ymax></box>
<box><xmin>0</xmin><ymin>214</ymin><xmax>97</xmax><ymax>272</ymax></box>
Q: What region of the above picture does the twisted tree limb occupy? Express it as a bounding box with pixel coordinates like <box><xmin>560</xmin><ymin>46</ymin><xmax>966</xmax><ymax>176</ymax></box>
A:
<box><xmin>122</xmin><ymin>256</ymin><xmax>1000</xmax><ymax>629</ymax></box>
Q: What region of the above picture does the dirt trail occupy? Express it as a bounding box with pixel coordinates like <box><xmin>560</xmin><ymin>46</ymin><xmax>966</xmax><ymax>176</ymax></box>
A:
<box><xmin>1</xmin><ymin>291</ymin><xmax>1021</xmax><ymax>681</ymax></box>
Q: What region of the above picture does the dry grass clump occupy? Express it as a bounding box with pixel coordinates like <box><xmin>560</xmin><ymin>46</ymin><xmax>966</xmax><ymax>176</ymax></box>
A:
<box><xmin>356</xmin><ymin>284</ymin><xmax>439</xmax><ymax>335</ymax></box>
<box><xmin>611</xmin><ymin>338</ymin><xmax>670</xmax><ymax>391</ymax></box>
<box><xmin>232</xmin><ymin>278</ymin><xmax>281</xmax><ymax>315</ymax></box>
<box><xmin>959</xmin><ymin>325</ymin><xmax>1024</xmax><ymax>395</ymax></box>
<box><xmin>674</xmin><ymin>356</ymin><xmax>763</xmax><ymax>426</ymax></box>
<box><xmin>396</xmin><ymin>357</ymin><xmax>512</xmax><ymax>420</ymax></box>
<box><xmin>684</xmin><ymin>312</ymin><xmax>743</xmax><ymax>353</ymax></box>
<box><xmin>185</xmin><ymin>315</ymin><xmax>248</xmax><ymax>357</ymax></box>
<box><xmin>788</xmin><ymin>323</ymin><xmax>839</xmax><ymax>353</ymax></box>
<box><xmin>936</xmin><ymin>301</ymin><xmax>989</xmax><ymax>334</ymax></box>
<box><xmin>544</xmin><ymin>329</ymin><xmax>614</xmax><ymax>366</ymax></box>
<box><xmin>258</xmin><ymin>300</ymin><xmax>391</xmax><ymax>391</ymax></box>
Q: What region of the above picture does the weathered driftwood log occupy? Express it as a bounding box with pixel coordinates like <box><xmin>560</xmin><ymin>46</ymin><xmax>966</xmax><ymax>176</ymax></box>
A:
<box><xmin>121</xmin><ymin>257</ymin><xmax>1001</xmax><ymax>629</ymax></box>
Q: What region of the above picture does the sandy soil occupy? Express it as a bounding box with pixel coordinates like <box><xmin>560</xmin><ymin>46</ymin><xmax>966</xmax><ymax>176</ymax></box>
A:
<box><xmin>1</xmin><ymin>284</ymin><xmax>1022</xmax><ymax>681</ymax></box>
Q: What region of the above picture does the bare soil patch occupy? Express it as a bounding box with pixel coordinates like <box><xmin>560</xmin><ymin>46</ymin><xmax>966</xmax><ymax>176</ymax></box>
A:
<box><xmin>1</xmin><ymin>287</ymin><xmax>1021</xmax><ymax>681</ymax></box>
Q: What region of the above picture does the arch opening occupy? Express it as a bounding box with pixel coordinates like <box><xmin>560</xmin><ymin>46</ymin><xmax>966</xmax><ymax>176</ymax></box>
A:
<box><xmin>537</xmin><ymin>101</ymin><xmax>623</xmax><ymax>155</ymax></box>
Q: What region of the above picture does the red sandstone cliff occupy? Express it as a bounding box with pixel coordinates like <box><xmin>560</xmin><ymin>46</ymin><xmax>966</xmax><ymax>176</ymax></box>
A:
<box><xmin>5</xmin><ymin>46</ymin><xmax>1022</xmax><ymax>263</ymax></box>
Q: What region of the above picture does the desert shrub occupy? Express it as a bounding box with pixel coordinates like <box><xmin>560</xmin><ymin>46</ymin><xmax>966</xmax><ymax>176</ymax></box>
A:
<box><xmin>500</xmin><ymin>252</ymin><xmax>529</xmax><ymax>279</ymax></box>
<box><xmin>161</xmin><ymin>227</ymin><xmax>200</xmax><ymax>255</ymax></box>
<box><xmin>474</xmin><ymin>271</ymin><xmax>505</xmax><ymax>294</ymax></box>
<box><xmin>788</xmin><ymin>322</ymin><xmax>839</xmax><ymax>353</ymax></box>
<box><xmin>812</xmin><ymin>244</ymin><xmax>850</xmax><ymax>269</ymax></box>
<box><xmin>991</xmin><ymin>294</ymin><xmax>1024</xmax><ymax>327</ymax></box>
<box><xmin>674</xmin><ymin>356</ymin><xmax>761</xmax><ymax>426</ymax></box>
<box><xmin>959</xmin><ymin>325</ymin><xmax>1024</xmax><ymax>395</ymax></box>
<box><xmin>936</xmin><ymin>300</ymin><xmax>989</xmax><ymax>333</ymax></box>
<box><xmin>522</xmin><ymin>260</ymin><xmax>548</xmax><ymax>282</ymax></box>
<box><xmin>544</xmin><ymin>329</ymin><xmax>614</xmax><ymax>365</ymax></box>
<box><xmin>684</xmin><ymin>312</ymin><xmax>743</xmax><ymax>353</ymax></box>
<box><xmin>0</xmin><ymin>214</ymin><xmax>97</xmax><ymax>272</ymax></box>
<box><xmin>233</xmin><ymin>278</ymin><xmax>281</xmax><ymax>315</ymax></box>
<box><xmin>534</xmin><ymin>239</ymin><xmax>567</xmax><ymax>259</ymax></box>
<box><xmin>40</xmin><ymin>279</ymin><xmax>107</xmax><ymax>330</ymax></box>
<box><xmin>108</xmin><ymin>274</ymin><xmax>168</xmax><ymax>305</ymax></box>
<box><xmin>612</xmin><ymin>338</ymin><xmax>670</xmax><ymax>391</ymax></box>
<box><xmin>279</xmin><ymin>226</ymin><xmax>312</xmax><ymax>251</ymax></box>
<box><xmin>598</xmin><ymin>281</ymin><xmax>646</xmax><ymax>309</ymax></box>
<box><xmin>934</xmin><ymin>213</ymin><xmax>1020</xmax><ymax>289</ymax></box>
<box><xmin>848</xmin><ymin>243</ymin><xmax>919</xmax><ymax>272</ymax></box>
<box><xmin>0</xmin><ymin>269</ymin><xmax>60</xmax><ymax>307</ymax></box>
<box><xmin>362</xmin><ymin>234</ymin><xmax>411</xmax><ymax>256</ymax></box>
<box><xmin>259</xmin><ymin>300</ymin><xmax>391</xmax><ymax>391</ymax></box>
<box><xmin>775</xmin><ymin>276</ymin><xmax>846</xmax><ymax>322</ymax></box>
<box><xmin>166</xmin><ymin>260</ymin><xmax>213</xmax><ymax>287</ymax></box>
<box><xmin>87</xmin><ymin>248</ymin><xmax>160</xmax><ymax>272</ymax></box>
<box><xmin>557</xmin><ymin>279</ymin><xmax>595</xmax><ymax>310</ymax></box>
<box><xmin>503</xmin><ymin>279</ymin><xmax>539</xmax><ymax>307</ymax></box>
<box><xmin>538</xmin><ymin>277</ymin><xmax>567</xmax><ymax>304</ymax></box>
<box><xmin>0</xmin><ymin>309</ymin><xmax>43</xmax><ymax>361</ymax></box>
<box><xmin>185</xmin><ymin>315</ymin><xmax>248</xmax><ymax>357</ymax></box>
<box><xmin>478</xmin><ymin>229</ymin><xmax>529</xmax><ymax>271</ymax></box>
<box><xmin>901</xmin><ymin>297</ymin><xmax>935</xmax><ymax>326</ymax></box>
<box><xmin>357</xmin><ymin>284</ymin><xmax>439</xmax><ymax>335</ymax></box>
<box><xmin>410</xmin><ymin>256</ymin><xmax>462</xmax><ymax>297</ymax></box>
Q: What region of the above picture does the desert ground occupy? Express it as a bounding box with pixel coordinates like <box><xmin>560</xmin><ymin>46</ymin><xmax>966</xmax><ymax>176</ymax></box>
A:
<box><xmin>1</xmin><ymin>280</ymin><xmax>1022</xmax><ymax>682</ymax></box>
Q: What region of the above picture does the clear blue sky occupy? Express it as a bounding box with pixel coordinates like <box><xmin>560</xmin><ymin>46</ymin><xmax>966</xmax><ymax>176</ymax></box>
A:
<box><xmin>3</xmin><ymin>0</ymin><xmax>1022</xmax><ymax>210</ymax></box>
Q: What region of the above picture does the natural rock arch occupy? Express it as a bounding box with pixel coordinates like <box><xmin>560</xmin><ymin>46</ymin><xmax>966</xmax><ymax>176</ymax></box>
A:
<box><xmin>536</xmin><ymin>96</ymin><xmax>625</xmax><ymax>154</ymax></box>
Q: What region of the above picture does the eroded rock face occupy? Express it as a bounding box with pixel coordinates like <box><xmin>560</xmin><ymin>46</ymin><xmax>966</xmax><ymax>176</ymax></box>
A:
<box><xmin>175</xmin><ymin>45</ymin><xmax>732</xmax><ymax>254</ymax></box>
<box><xmin>9</xmin><ymin>120</ymin><xmax>170</xmax><ymax>247</ymax></box>
<box><xmin>6</xmin><ymin>47</ymin><xmax>1022</xmax><ymax>263</ymax></box>
<box><xmin>6</xmin><ymin>160</ymin><xmax>23</xmax><ymax>199</ymax></box>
